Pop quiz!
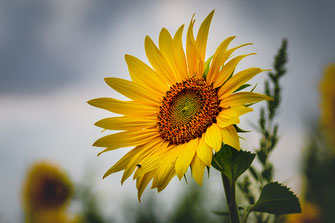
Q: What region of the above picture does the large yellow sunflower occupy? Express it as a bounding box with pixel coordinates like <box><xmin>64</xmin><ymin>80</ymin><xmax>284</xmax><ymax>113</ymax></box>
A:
<box><xmin>22</xmin><ymin>161</ymin><xmax>73</xmax><ymax>213</ymax></box>
<box><xmin>88</xmin><ymin>10</ymin><xmax>271</xmax><ymax>200</ymax></box>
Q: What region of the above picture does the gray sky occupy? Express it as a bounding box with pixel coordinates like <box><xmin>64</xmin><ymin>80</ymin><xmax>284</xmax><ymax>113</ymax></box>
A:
<box><xmin>0</xmin><ymin>0</ymin><xmax>334</xmax><ymax>221</ymax></box>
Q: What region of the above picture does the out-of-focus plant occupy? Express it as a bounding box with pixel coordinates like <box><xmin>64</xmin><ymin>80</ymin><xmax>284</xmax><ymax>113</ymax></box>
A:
<box><xmin>217</xmin><ymin>39</ymin><xmax>302</xmax><ymax>223</ymax></box>
<box><xmin>75</xmin><ymin>182</ymin><xmax>112</xmax><ymax>223</ymax></box>
<box><xmin>296</xmin><ymin>64</ymin><xmax>335</xmax><ymax>223</ymax></box>
<box><xmin>22</xmin><ymin>161</ymin><xmax>77</xmax><ymax>223</ymax></box>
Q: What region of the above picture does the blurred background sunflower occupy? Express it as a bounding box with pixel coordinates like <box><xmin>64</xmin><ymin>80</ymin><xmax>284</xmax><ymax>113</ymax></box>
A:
<box><xmin>22</xmin><ymin>161</ymin><xmax>74</xmax><ymax>222</ymax></box>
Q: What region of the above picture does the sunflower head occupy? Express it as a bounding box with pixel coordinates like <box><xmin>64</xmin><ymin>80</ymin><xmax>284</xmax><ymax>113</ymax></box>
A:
<box><xmin>88</xmin><ymin>10</ymin><xmax>271</xmax><ymax>200</ymax></box>
<box><xmin>320</xmin><ymin>64</ymin><xmax>335</xmax><ymax>146</ymax></box>
<box><xmin>285</xmin><ymin>202</ymin><xmax>320</xmax><ymax>223</ymax></box>
<box><xmin>22</xmin><ymin>161</ymin><xmax>73</xmax><ymax>212</ymax></box>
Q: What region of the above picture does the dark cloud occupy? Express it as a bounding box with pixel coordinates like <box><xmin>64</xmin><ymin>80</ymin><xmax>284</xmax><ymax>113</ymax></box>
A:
<box><xmin>0</xmin><ymin>0</ymin><xmax>126</xmax><ymax>95</ymax></box>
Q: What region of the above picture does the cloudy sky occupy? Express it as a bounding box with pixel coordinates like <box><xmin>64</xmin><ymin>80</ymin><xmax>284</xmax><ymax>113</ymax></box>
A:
<box><xmin>0</xmin><ymin>0</ymin><xmax>334</xmax><ymax>221</ymax></box>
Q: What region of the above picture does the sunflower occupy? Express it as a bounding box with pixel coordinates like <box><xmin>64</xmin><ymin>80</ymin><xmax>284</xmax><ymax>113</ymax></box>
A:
<box><xmin>22</xmin><ymin>161</ymin><xmax>73</xmax><ymax>213</ymax></box>
<box><xmin>320</xmin><ymin>64</ymin><xmax>335</xmax><ymax>146</ymax></box>
<box><xmin>88</xmin><ymin>10</ymin><xmax>271</xmax><ymax>200</ymax></box>
<box><xmin>285</xmin><ymin>202</ymin><xmax>320</xmax><ymax>223</ymax></box>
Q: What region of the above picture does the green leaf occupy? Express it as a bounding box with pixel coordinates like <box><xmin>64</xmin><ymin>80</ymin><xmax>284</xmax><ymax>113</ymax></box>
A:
<box><xmin>249</xmin><ymin>182</ymin><xmax>301</xmax><ymax>215</ymax></box>
<box><xmin>202</xmin><ymin>56</ymin><xmax>213</xmax><ymax>78</ymax></box>
<box><xmin>212</xmin><ymin>144</ymin><xmax>255</xmax><ymax>182</ymax></box>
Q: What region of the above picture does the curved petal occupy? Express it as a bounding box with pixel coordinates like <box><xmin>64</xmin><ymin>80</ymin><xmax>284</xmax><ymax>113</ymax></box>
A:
<box><xmin>204</xmin><ymin>123</ymin><xmax>222</xmax><ymax>152</ymax></box>
<box><xmin>133</xmin><ymin>141</ymin><xmax>170</xmax><ymax>179</ymax></box>
<box><xmin>173</xmin><ymin>25</ymin><xmax>188</xmax><ymax>79</ymax></box>
<box><xmin>216</xmin><ymin>106</ymin><xmax>253</xmax><ymax>128</ymax></box>
<box><xmin>125</xmin><ymin>54</ymin><xmax>168</xmax><ymax>95</ymax></box>
<box><xmin>212</xmin><ymin>54</ymin><xmax>255</xmax><ymax>88</ymax></box>
<box><xmin>206</xmin><ymin>36</ymin><xmax>236</xmax><ymax>84</ymax></box>
<box><xmin>93</xmin><ymin>129</ymin><xmax>157</xmax><ymax>148</ymax></box>
<box><xmin>197</xmin><ymin>136</ymin><xmax>213</xmax><ymax>166</ymax></box>
<box><xmin>152</xmin><ymin>144</ymin><xmax>184</xmax><ymax>190</ymax></box>
<box><xmin>145</xmin><ymin>36</ymin><xmax>176</xmax><ymax>84</ymax></box>
<box><xmin>104</xmin><ymin>77</ymin><xmax>160</xmax><ymax>105</ymax></box>
<box><xmin>195</xmin><ymin>10</ymin><xmax>215</xmax><ymax>71</ymax></box>
<box><xmin>218</xmin><ymin>68</ymin><xmax>265</xmax><ymax>99</ymax></box>
<box><xmin>95</xmin><ymin>116</ymin><xmax>156</xmax><ymax>130</ymax></box>
<box><xmin>159</xmin><ymin>28</ymin><xmax>183</xmax><ymax>82</ymax></box>
<box><xmin>186</xmin><ymin>15</ymin><xmax>201</xmax><ymax>77</ymax></box>
<box><xmin>221</xmin><ymin>125</ymin><xmax>240</xmax><ymax>150</ymax></box>
<box><xmin>175</xmin><ymin>138</ymin><xmax>198</xmax><ymax>180</ymax></box>
<box><xmin>216</xmin><ymin>110</ymin><xmax>240</xmax><ymax>128</ymax></box>
<box><xmin>220</xmin><ymin>92</ymin><xmax>273</xmax><ymax>107</ymax></box>
<box><xmin>121</xmin><ymin>139</ymin><xmax>163</xmax><ymax>184</ymax></box>
<box><xmin>103</xmin><ymin>146</ymin><xmax>143</xmax><ymax>178</ymax></box>
<box><xmin>191</xmin><ymin>153</ymin><xmax>206</xmax><ymax>185</ymax></box>
<box><xmin>136</xmin><ymin>171</ymin><xmax>154</xmax><ymax>202</ymax></box>
<box><xmin>87</xmin><ymin>97</ymin><xmax>157</xmax><ymax>116</ymax></box>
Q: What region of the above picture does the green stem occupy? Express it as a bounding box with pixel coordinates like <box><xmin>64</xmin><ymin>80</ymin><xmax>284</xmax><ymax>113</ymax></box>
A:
<box><xmin>221</xmin><ymin>173</ymin><xmax>240</xmax><ymax>223</ymax></box>
<box><xmin>241</xmin><ymin>210</ymin><xmax>250</xmax><ymax>223</ymax></box>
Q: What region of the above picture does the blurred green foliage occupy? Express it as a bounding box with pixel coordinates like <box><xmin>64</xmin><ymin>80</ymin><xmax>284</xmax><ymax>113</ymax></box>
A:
<box><xmin>303</xmin><ymin>125</ymin><xmax>335</xmax><ymax>222</ymax></box>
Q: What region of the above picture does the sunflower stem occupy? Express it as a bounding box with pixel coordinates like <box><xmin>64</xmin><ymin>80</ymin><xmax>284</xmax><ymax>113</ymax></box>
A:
<box><xmin>221</xmin><ymin>173</ymin><xmax>240</xmax><ymax>223</ymax></box>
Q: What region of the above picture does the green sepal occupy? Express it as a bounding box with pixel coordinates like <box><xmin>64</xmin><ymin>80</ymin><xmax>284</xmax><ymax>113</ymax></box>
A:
<box><xmin>250</xmin><ymin>83</ymin><xmax>258</xmax><ymax>92</ymax></box>
<box><xmin>249</xmin><ymin>182</ymin><xmax>301</xmax><ymax>215</ymax></box>
<box><xmin>234</xmin><ymin>84</ymin><xmax>251</xmax><ymax>93</ymax></box>
<box><xmin>212</xmin><ymin>144</ymin><xmax>255</xmax><ymax>182</ymax></box>
<box><xmin>234</xmin><ymin>124</ymin><xmax>251</xmax><ymax>133</ymax></box>
<box><xmin>202</xmin><ymin>56</ymin><xmax>213</xmax><ymax>78</ymax></box>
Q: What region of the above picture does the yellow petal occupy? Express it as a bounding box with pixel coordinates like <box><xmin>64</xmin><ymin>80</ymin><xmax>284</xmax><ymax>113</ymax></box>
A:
<box><xmin>87</xmin><ymin>97</ymin><xmax>157</xmax><ymax>116</ymax></box>
<box><xmin>191</xmin><ymin>153</ymin><xmax>206</xmax><ymax>185</ymax></box>
<box><xmin>213</xmin><ymin>54</ymin><xmax>255</xmax><ymax>88</ymax></box>
<box><xmin>186</xmin><ymin>15</ymin><xmax>201</xmax><ymax>77</ymax></box>
<box><xmin>221</xmin><ymin>125</ymin><xmax>240</xmax><ymax>150</ymax></box>
<box><xmin>133</xmin><ymin>142</ymin><xmax>170</xmax><ymax>179</ymax></box>
<box><xmin>145</xmin><ymin>36</ymin><xmax>175</xmax><ymax>84</ymax></box>
<box><xmin>175</xmin><ymin>138</ymin><xmax>198</xmax><ymax>180</ymax></box>
<box><xmin>206</xmin><ymin>36</ymin><xmax>236</xmax><ymax>84</ymax></box>
<box><xmin>197</xmin><ymin>136</ymin><xmax>213</xmax><ymax>166</ymax></box>
<box><xmin>218</xmin><ymin>68</ymin><xmax>265</xmax><ymax>99</ymax></box>
<box><xmin>204</xmin><ymin>124</ymin><xmax>222</xmax><ymax>152</ymax></box>
<box><xmin>216</xmin><ymin>110</ymin><xmax>240</xmax><ymax>128</ymax></box>
<box><xmin>121</xmin><ymin>139</ymin><xmax>162</xmax><ymax>184</ymax></box>
<box><xmin>137</xmin><ymin>171</ymin><xmax>154</xmax><ymax>202</ymax></box>
<box><xmin>103</xmin><ymin>146</ymin><xmax>143</xmax><ymax>178</ymax></box>
<box><xmin>159</xmin><ymin>28</ymin><xmax>183</xmax><ymax>82</ymax></box>
<box><xmin>216</xmin><ymin>106</ymin><xmax>253</xmax><ymax>128</ymax></box>
<box><xmin>153</xmin><ymin>144</ymin><xmax>183</xmax><ymax>190</ymax></box>
<box><xmin>125</xmin><ymin>54</ymin><xmax>168</xmax><ymax>95</ymax></box>
<box><xmin>219</xmin><ymin>43</ymin><xmax>253</xmax><ymax>67</ymax></box>
<box><xmin>220</xmin><ymin>92</ymin><xmax>273</xmax><ymax>107</ymax></box>
<box><xmin>104</xmin><ymin>77</ymin><xmax>160</xmax><ymax>105</ymax></box>
<box><xmin>173</xmin><ymin>25</ymin><xmax>188</xmax><ymax>79</ymax></box>
<box><xmin>157</xmin><ymin>169</ymin><xmax>176</xmax><ymax>192</ymax></box>
<box><xmin>196</xmin><ymin>10</ymin><xmax>214</xmax><ymax>65</ymax></box>
<box><xmin>92</xmin><ymin>129</ymin><xmax>157</xmax><ymax>148</ymax></box>
<box><xmin>95</xmin><ymin>116</ymin><xmax>156</xmax><ymax>130</ymax></box>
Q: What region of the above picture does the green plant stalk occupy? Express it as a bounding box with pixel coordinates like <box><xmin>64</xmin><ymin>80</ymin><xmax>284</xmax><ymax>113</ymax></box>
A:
<box><xmin>221</xmin><ymin>173</ymin><xmax>240</xmax><ymax>223</ymax></box>
<box><xmin>241</xmin><ymin>210</ymin><xmax>250</xmax><ymax>223</ymax></box>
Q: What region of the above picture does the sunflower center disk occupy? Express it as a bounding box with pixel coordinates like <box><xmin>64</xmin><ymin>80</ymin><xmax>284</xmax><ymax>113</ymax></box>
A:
<box><xmin>157</xmin><ymin>77</ymin><xmax>220</xmax><ymax>144</ymax></box>
<box><xmin>33</xmin><ymin>176</ymin><xmax>70</xmax><ymax>209</ymax></box>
